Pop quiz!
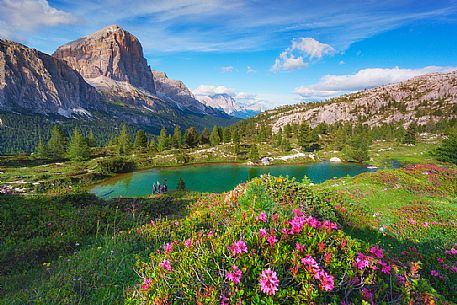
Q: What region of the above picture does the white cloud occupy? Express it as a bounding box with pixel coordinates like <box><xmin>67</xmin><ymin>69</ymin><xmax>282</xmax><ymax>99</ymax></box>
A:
<box><xmin>221</xmin><ymin>66</ymin><xmax>234</xmax><ymax>73</ymax></box>
<box><xmin>295</xmin><ymin>65</ymin><xmax>457</xmax><ymax>100</ymax></box>
<box><xmin>272</xmin><ymin>38</ymin><xmax>334</xmax><ymax>72</ymax></box>
<box><xmin>339</xmin><ymin>60</ymin><xmax>345</xmax><ymax>65</ymax></box>
<box><xmin>246</xmin><ymin>66</ymin><xmax>256</xmax><ymax>74</ymax></box>
<box><xmin>193</xmin><ymin>85</ymin><xmax>236</xmax><ymax>96</ymax></box>
<box><xmin>0</xmin><ymin>0</ymin><xmax>78</xmax><ymax>39</ymax></box>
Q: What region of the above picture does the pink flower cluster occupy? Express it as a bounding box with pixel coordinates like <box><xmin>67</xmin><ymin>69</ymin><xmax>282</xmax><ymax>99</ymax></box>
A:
<box><xmin>142</xmin><ymin>278</ymin><xmax>152</xmax><ymax>290</ymax></box>
<box><xmin>160</xmin><ymin>259</ymin><xmax>172</xmax><ymax>272</ymax></box>
<box><xmin>228</xmin><ymin>240</ymin><xmax>248</xmax><ymax>256</ymax></box>
<box><xmin>301</xmin><ymin>255</ymin><xmax>334</xmax><ymax>291</ymax></box>
<box><xmin>225</xmin><ymin>265</ymin><xmax>243</xmax><ymax>285</ymax></box>
<box><xmin>164</xmin><ymin>242</ymin><xmax>173</xmax><ymax>253</ymax></box>
<box><xmin>259</xmin><ymin>268</ymin><xmax>279</xmax><ymax>295</ymax></box>
<box><xmin>256</xmin><ymin>212</ymin><xmax>268</xmax><ymax>223</ymax></box>
<box><xmin>286</xmin><ymin>210</ymin><xmax>338</xmax><ymax>235</ymax></box>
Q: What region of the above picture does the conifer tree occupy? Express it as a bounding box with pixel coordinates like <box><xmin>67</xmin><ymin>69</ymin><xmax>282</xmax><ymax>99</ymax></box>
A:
<box><xmin>47</xmin><ymin>125</ymin><xmax>67</xmax><ymax>159</ymax></box>
<box><xmin>223</xmin><ymin>128</ymin><xmax>232</xmax><ymax>143</ymax></box>
<box><xmin>200</xmin><ymin>128</ymin><xmax>210</xmax><ymax>145</ymax></box>
<box><xmin>86</xmin><ymin>131</ymin><xmax>97</xmax><ymax>147</ymax></box>
<box><xmin>134</xmin><ymin>130</ymin><xmax>148</xmax><ymax>150</ymax></box>
<box><xmin>281</xmin><ymin>137</ymin><xmax>291</xmax><ymax>152</ymax></box>
<box><xmin>173</xmin><ymin>125</ymin><xmax>182</xmax><ymax>148</ymax></box>
<box><xmin>67</xmin><ymin>128</ymin><xmax>91</xmax><ymax>161</ymax></box>
<box><xmin>148</xmin><ymin>137</ymin><xmax>158</xmax><ymax>153</ymax></box>
<box><xmin>117</xmin><ymin>124</ymin><xmax>132</xmax><ymax>155</ymax></box>
<box><xmin>434</xmin><ymin>129</ymin><xmax>457</xmax><ymax>165</ymax></box>
<box><xmin>34</xmin><ymin>135</ymin><xmax>48</xmax><ymax>159</ymax></box>
<box><xmin>248</xmin><ymin>143</ymin><xmax>259</xmax><ymax>161</ymax></box>
<box><xmin>185</xmin><ymin>127</ymin><xmax>199</xmax><ymax>148</ymax></box>
<box><xmin>157</xmin><ymin>127</ymin><xmax>168</xmax><ymax>152</ymax></box>
<box><xmin>232</xmin><ymin>129</ymin><xmax>240</xmax><ymax>145</ymax></box>
<box><xmin>402</xmin><ymin>122</ymin><xmax>417</xmax><ymax>145</ymax></box>
<box><xmin>176</xmin><ymin>177</ymin><xmax>186</xmax><ymax>191</ymax></box>
<box><xmin>210</xmin><ymin>126</ymin><xmax>221</xmax><ymax>146</ymax></box>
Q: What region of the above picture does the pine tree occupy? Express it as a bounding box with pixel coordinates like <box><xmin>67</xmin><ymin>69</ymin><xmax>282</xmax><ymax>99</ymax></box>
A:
<box><xmin>344</xmin><ymin>133</ymin><xmax>370</xmax><ymax>162</ymax></box>
<box><xmin>284</xmin><ymin>124</ymin><xmax>293</xmax><ymax>138</ymax></box>
<box><xmin>157</xmin><ymin>128</ymin><xmax>168</xmax><ymax>152</ymax></box>
<box><xmin>86</xmin><ymin>131</ymin><xmax>97</xmax><ymax>147</ymax></box>
<box><xmin>200</xmin><ymin>128</ymin><xmax>210</xmax><ymax>145</ymax></box>
<box><xmin>47</xmin><ymin>125</ymin><xmax>67</xmax><ymax>159</ymax></box>
<box><xmin>281</xmin><ymin>137</ymin><xmax>291</xmax><ymax>152</ymax></box>
<box><xmin>148</xmin><ymin>137</ymin><xmax>158</xmax><ymax>153</ymax></box>
<box><xmin>34</xmin><ymin>135</ymin><xmax>48</xmax><ymax>159</ymax></box>
<box><xmin>185</xmin><ymin>127</ymin><xmax>199</xmax><ymax>148</ymax></box>
<box><xmin>173</xmin><ymin>125</ymin><xmax>182</xmax><ymax>148</ymax></box>
<box><xmin>402</xmin><ymin>122</ymin><xmax>417</xmax><ymax>145</ymax></box>
<box><xmin>248</xmin><ymin>144</ymin><xmax>259</xmax><ymax>161</ymax></box>
<box><xmin>67</xmin><ymin>128</ymin><xmax>91</xmax><ymax>161</ymax></box>
<box><xmin>223</xmin><ymin>128</ymin><xmax>232</xmax><ymax>143</ymax></box>
<box><xmin>434</xmin><ymin>129</ymin><xmax>457</xmax><ymax>165</ymax></box>
<box><xmin>232</xmin><ymin>129</ymin><xmax>240</xmax><ymax>144</ymax></box>
<box><xmin>134</xmin><ymin>130</ymin><xmax>148</xmax><ymax>150</ymax></box>
<box><xmin>117</xmin><ymin>124</ymin><xmax>132</xmax><ymax>155</ymax></box>
<box><xmin>210</xmin><ymin>126</ymin><xmax>221</xmax><ymax>146</ymax></box>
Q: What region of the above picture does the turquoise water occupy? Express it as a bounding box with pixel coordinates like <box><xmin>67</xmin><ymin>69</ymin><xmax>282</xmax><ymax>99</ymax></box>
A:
<box><xmin>90</xmin><ymin>162</ymin><xmax>376</xmax><ymax>198</ymax></box>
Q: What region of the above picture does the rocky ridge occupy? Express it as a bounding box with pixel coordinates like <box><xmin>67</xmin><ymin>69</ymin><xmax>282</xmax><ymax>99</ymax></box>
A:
<box><xmin>0</xmin><ymin>39</ymin><xmax>101</xmax><ymax>116</ymax></box>
<box><xmin>267</xmin><ymin>71</ymin><xmax>457</xmax><ymax>131</ymax></box>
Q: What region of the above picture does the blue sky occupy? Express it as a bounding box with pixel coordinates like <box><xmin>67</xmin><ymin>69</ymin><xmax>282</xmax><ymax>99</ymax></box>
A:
<box><xmin>1</xmin><ymin>0</ymin><xmax>457</xmax><ymax>107</ymax></box>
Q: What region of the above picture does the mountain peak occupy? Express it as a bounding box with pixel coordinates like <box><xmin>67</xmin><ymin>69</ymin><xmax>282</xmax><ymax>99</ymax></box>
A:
<box><xmin>53</xmin><ymin>25</ymin><xmax>155</xmax><ymax>94</ymax></box>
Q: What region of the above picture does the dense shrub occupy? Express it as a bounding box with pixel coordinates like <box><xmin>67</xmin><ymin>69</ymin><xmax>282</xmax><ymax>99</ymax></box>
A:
<box><xmin>127</xmin><ymin>177</ymin><xmax>444</xmax><ymax>304</ymax></box>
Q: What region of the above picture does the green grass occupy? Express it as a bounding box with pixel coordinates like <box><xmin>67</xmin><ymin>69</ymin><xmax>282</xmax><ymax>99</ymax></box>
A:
<box><xmin>0</xmin><ymin>191</ymin><xmax>199</xmax><ymax>304</ymax></box>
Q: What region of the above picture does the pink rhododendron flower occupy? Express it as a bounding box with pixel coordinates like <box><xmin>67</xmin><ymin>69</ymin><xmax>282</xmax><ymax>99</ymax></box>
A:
<box><xmin>355</xmin><ymin>253</ymin><xmax>369</xmax><ymax>269</ymax></box>
<box><xmin>378</xmin><ymin>260</ymin><xmax>391</xmax><ymax>274</ymax></box>
<box><xmin>256</xmin><ymin>212</ymin><xmax>268</xmax><ymax>223</ymax></box>
<box><xmin>160</xmin><ymin>259</ymin><xmax>172</xmax><ymax>272</ymax></box>
<box><xmin>267</xmin><ymin>235</ymin><xmax>278</xmax><ymax>247</ymax></box>
<box><xmin>184</xmin><ymin>239</ymin><xmax>192</xmax><ymax>248</ymax></box>
<box><xmin>220</xmin><ymin>294</ymin><xmax>229</xmax><ymax>305</ymax></box>
<box><xmin>293</xmin><ymin>209</ymin><xmax>304</xmax><ymax>217</ymax></box>
<box><xmin>370</xmin><ymin>246</ymin><xmax>384</xmax><ymax>259</ymax></box>
<box><xmin>324</xmin><ymin>252</ymin><xmax>332</xmax><ymax>264</ymax></box>
<box><xmin>450</xmin><ymin>266</ymin><xmax>457</xmax><ymax>273</ymax></box>
<box><xmin>362</xmin><ymin>288</ymin><xmax>373</xmax><ymax>301</ymax></box>
<box><xmin>142</xmin><ymin>278</ymin><xmax>152</xmax><ymax>290</ymax></box>
<box><xmin>322</xmin><ymin>220</ymin><xmax>338</xmax><ymax>231</ymax></box>
<box><xmin>164</xmin><ymin>242</ymin><xmax>173</xmax><ymax>253</ymax></box>
<box><xmin>272</xmin><ymin>215</ymin><xmax>278</xmax><ymax>222</ymax></box>
<box><xmin>301</xmin><ymin>255</ymin><xmax>320</xmax><ymax>273</ymax></box>
<box><xmin>225</xmin><ymin>265</ymin><xmax>243</xmax><ymax>285</ymax></box>
<box><xmin>295</xmin><ymin>242</ymin><xmax>305</xmax><ymax>252</ymax></box>
<box><xmin>408</xmin><ymin>218</ymin><xmax>416</xmax><ymax>225</ymax></box>
<box><xmin>431</xmin><ymin>270</ymin><xmax>439</xmax><ymax>277</ymax></box>
<box><xmin>259</xmin><ymin>228</ymin><xmax>268</xmax><ymax>238</ymax></box>
<box><xmin>318</xmin><ymin>270</ymin><xmax>334</xmax><ymax>291</ymax></box>
<box><xmin>306</xmin><ymin>215</ymin><xmax>322</xmax><ymax>229</ymax></box>
<box><xmin>228</xmin><ymin>240</ymin><xmax>248</xmax><ymax>256</ymax></box>
<box><xmin>259</xmin><ymin>268</ymin><xmax>279</xmax><ymax>296</ymax></box>
<box><xmin>447</xmin><ymin>247</ymin><xmax>457</xmax><ymax>255</ymax></box>
<box><xmin>289</xmin><ymin>216</ymin><xmax>305</xmax><ymax>234</ymax></box>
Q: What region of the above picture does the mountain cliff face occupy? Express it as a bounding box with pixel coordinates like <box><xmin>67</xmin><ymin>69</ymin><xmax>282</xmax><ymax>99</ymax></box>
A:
<box><xmin>152</xmin><ymin>70</ymin><xmax>220</xmax><ymax>114</ymax></box>
<box><xmin>263</xmin><ymin>71</ymin><xmax>457</xmax><ymax>131</ymax></box>
<box><xmin>53</xmin><ymin>25</ymin><xmax>155</xmax><ymax>94</ymax></box>
<box><xmin>197</xmin><ymin>93</ymin><xmax>263</xmax><ymax>118</ymax></box>
<box><xmin>0</xmin><ymin>39</ymin><xmax>100</xmax><ymax>116</ymax></box>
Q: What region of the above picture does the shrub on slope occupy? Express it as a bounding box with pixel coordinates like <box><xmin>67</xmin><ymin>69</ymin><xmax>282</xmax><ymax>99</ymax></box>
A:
<box><xmin>127</xmin><ymin>176</ymin><xmax>445</xmax><ymax>304</ymax></box>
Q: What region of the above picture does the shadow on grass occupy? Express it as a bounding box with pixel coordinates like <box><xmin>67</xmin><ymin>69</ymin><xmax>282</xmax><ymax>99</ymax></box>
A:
<box><xmin>0</xmin><ymin>192</ymin><xmax>194</xmax><ymax>276</ymax></box>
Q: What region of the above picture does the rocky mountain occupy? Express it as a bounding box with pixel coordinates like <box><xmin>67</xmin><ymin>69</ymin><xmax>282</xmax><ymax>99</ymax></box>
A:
<box><xmin>261</xmin><ymin>71</ymin><xmax>457</xmax><ymax>132</ymax></box>
<box><xmin>53</xmin><ymin>25</ymin><xmax>156</xmax><ymax>94</ymax></box>
<box><xmin>152</xmin><ymin>70</ymin><xmax>220</xmax><ymax>115</ymax></box>
<box><xmin>0</xmin><ymin>39</ymin><xmax>101</xmax><ymax>117</ymax></box>
<box><xmin>197</xmin><ymin>93</ymin><xmax>264</xmax><ymax>118</ymax></box>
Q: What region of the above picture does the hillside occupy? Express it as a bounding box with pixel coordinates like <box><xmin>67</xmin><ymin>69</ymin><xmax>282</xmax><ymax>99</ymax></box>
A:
<box><xmin>0</xmin><ymin>26</ymin><xmax>238</xmax><ymax>154</ymax></box>
<box><xmin>251</xmin><ymin>71</ymin><xmax>457</xmax><ymax>131</ymax></box>
<box><xmin>1</xmin><ymin>168</ymin><xmax>456</xmax><ymax>304</ymax></box>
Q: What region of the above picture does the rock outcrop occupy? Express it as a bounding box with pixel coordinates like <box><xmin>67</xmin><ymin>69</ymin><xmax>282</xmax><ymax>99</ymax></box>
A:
<box><xmin>267</xmin><ymin>71</ymin><xmax>457</xmax><ymax>131</ymax></box>
<box><xmin>152</xmin><ymin>70</ymin><xmax>219</xmax><ymax>114</ymax></box>
<box><xmin>0</xmin><ymin>39</ymin><xmax>100</xmax><ymax>116</ymax></box>
<box><xmin>53</xmin><ymin>25</ymin><xmax>156</xmax><ymax>94</ymax></box>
